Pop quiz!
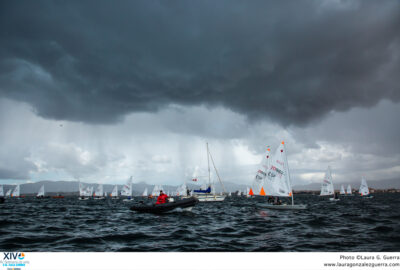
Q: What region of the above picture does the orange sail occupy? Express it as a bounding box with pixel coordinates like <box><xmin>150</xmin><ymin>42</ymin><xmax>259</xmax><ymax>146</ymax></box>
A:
<box><xmin>249</xmin><ymin>188</ymin><xmax>254</xmax><ymax>196</ymax></box>
<box><xmin>259</xmin><ymin>187</ymin><xmax>266</xmax><ymax>196</ymax></box>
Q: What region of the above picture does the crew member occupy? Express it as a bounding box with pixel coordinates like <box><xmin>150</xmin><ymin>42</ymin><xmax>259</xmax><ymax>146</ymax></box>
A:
<box><xmin>156</xmin><ymin>190</ymin><xmax>169</xmax><ymax>205</ymax></box>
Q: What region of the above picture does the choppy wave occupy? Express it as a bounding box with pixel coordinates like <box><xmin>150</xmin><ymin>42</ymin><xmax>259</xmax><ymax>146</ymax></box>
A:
<box><xmin>0</xmin><ymin>193</ymin><xmax>399</xmax><ymax>251</ymax></box>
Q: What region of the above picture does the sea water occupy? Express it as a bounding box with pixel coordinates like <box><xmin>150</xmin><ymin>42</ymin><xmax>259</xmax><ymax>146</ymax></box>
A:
<box><xmin>0</xmin><ymin>194</ymin><xmax>399</xmax><ymax>251</ymax></box>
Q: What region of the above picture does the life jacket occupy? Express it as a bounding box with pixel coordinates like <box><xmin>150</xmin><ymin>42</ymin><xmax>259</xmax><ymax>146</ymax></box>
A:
<box><xmin>156</xmin><ymin>194</ymin><xmax>168</xmax><ymax>205</ymax></box>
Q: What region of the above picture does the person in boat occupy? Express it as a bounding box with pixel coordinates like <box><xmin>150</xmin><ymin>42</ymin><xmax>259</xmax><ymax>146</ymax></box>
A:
<box><xmin>156</xmin><ymin>190</ymin><xmax>169</xmax><ymax>205</ymax></box>
<box><xmin>186</xmin><ymin>188</ymin><xmax>190</xmax><ymax>196</ymax></box>
<box><xmin>268</xmin><ymin>196</ymin><xmax>274</xmax><ymax>203</ymax></box>
<box><xmin>334</xmin><ymin>192</ymin><xmax>338</xmax><ymax>199</ymax></box>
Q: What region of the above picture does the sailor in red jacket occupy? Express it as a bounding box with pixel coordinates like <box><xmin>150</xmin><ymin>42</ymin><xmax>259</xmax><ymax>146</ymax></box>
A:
<box><xmin>156</xmin><ymin>190</ymin><xmax>169</xmax><ymax>205</ymax></box>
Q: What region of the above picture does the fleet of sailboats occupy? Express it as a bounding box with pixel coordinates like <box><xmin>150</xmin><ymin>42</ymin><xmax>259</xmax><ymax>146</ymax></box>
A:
<box><xmin>0</xmin><ymin>141</ymin><xmax>378</xmax><ymax>206</ymax></box>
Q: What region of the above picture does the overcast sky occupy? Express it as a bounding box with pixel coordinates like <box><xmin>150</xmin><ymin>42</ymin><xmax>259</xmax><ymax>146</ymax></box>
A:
<box><xmin>0</xmin><ymin>0</ymin><xmax>399</xmax><ymax>188</ymax></box>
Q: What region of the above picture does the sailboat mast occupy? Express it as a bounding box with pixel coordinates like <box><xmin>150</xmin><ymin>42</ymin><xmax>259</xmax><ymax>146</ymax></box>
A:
<box><xmin>207</xmin><ymin>142</ymin><xmax>211</xmax><ymax>186</ymax></box>
<box><xmin>283</xmin><ymin>142</ymin><xmax>294</xmax><ymax>206</ymax></box>
<box><xmin>208</xmin><ymin>146</ymin><xmax>226</xmax><ymax>193</ymax></box>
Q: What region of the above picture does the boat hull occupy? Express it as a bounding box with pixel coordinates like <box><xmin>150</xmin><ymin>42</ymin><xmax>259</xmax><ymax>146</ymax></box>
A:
<box><xmin>261</xmin><ymin>204</ymin><xmax>307</xmax><ymax>210</ymax></box>
<box><xmin>191</xmin><ymin>194</ymin><xmax>226</xmax><ymax>202</ymax></box>
<box><xmin>130</xmin><ymin>197</ymin><xmax>198</xmax><ymax>214</ymax></box>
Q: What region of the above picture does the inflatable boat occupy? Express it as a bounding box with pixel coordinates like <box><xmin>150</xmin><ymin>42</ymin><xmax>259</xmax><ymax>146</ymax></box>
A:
<box><xmin>130</xmin><ymin>197</ymin><xmax>198</xmax><ymax>214</ymax></box>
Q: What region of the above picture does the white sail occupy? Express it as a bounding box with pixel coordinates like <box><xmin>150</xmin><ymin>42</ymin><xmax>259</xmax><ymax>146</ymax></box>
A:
<box><xmin>340</xmin><ymin>185</ymin><xmax>345</xmax><ymax>195</ymax></box>
<box><xmin>228</xmin><ymin>191</ymin><xmax>231</xmax><ymax>196</ymax></box>
<box><xmin>176</xmin><ymin>183</ymin><xmax>187</xmax><ymax>196</ymax></box>
<box><xmin>141</xmin><ymin>187</ymin><xmax>147</xmax><ymax>196</ymax></box>
<box><xmin>37</xmin><ymin>185</ymin><xmax>45</xmax><ymax>197</ymax></box>
<box><xmin>121</xmin><ymin>177</ymin><xmax>133</xmax><ymax>196</ymax></box>
<box><xmin>12</xmin><ymin>184</ymin><xmax>20</xmax><ymax>197</ymax></box>
<box><xmin>347</xmin><ymin>185</ymin><xmax>352</xmax><ymax>195</ymax></box>
<box><xmin>94</xmin><ymin>184</ymin><xmax>103</xmax><ymax>197</ymax></box>
<box><xmin>151</xmin><ymin>185</ymin><xmax>158</xmax><ymax>196</ymax></box>
<box><xmin>5</xmin><ymin>189</ymin><xmax>12</xmax><ymax>197</ymax></box>
<box><xmin>0</xmin><ymin>185</ymin><xmax>3</xmax><ymax>197</ymax></box>
<box><xmin>253</xmin><ymin>147</ymin><xmax>271</xmax><ymax>195</ymax></box>
<box><xmin>111</xmin><ymin>185</ymin><xmax>118</xmax><ymax>197</ymax></box>
<box><xmin>359</xmin><ymin>177</ymin><xmax>370</xmax><ymax>196</ymax></box>
<box><xmin>79</xmin><ymin>181</ymin><xmax>86</xmax><ymax>196</ymax></box>
<box><xmin>85</xmin><ymin>186</ymin><xmax>93</xmax><ymax>196</ymax></box>
<box><xmin>264</xmin><ymin>142</ymin><xmax>293</xmax><ymax>197</ymax></box>
<box><xmin>320</xmin><ymin>166</ymin><xmax>334</xmax><ymax>196</ymax></box>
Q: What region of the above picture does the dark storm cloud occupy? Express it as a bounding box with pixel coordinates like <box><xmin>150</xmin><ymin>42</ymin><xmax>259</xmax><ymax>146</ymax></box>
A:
<box><xmin>0</xmin><ymin>0</ymin><xmax>399</xmax><ymax>125</ymax></box>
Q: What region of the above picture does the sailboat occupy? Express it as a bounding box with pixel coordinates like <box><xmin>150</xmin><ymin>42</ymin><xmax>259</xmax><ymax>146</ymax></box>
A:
<box><xmin>253</xmin><ymin>147</ymin><xmax>271</xmax><ymax>196</ymax></box>
<box><xmin>142</xmin><ymin>187</ymin><xmax>148</xmax><ymax>197</ymax></box>
<box><xmin>151</xmin><ymin>185</ymin><xmax>159</xmax><ymax>196</ymax></box>
<box><xmin>340</xmin><ymin>185</ymin><xmax>346</xmax><ymax>196</ymax></box>
<box><xmin>5</xmin><ymin>189</ymin><xmax>12</xmax><ymax>197</ymax></box>
<box><xmin>346</xmin><ymin>184</ymin><xmax>353</xmax><ymax>196</ymax></box>
<box><xmin>192</xmin><ymin>143</ymin><xmax>226</xmax><ymax>202</ymax></box>
<box><xmin>93</xmin><ymin>184</ymin><xmax>105</xmax><ymax>199</ymax></box>
<box><xmin>261</xmin><ymin>141</ymin><xmax>307</xmax><ymax>210</ymax></box>
<box><xmin>110</xmin><ymin>185</ymin><xmax>119</xmax><ymax>199</ymax></box>
<box><xmin>320</xmin><ymin>166</ymin><xmax>339</xmax><ymax>201</ymax></box>
<box><xmin>78</xmin><ymin>181</ymin><xmax>90</xmax><ymax>200</ymax></box>
<box><xmin>359</xmin><ymin>177</ymin><xmax>373</xmax><ymax>198</ymax></box>
<box><xmin>37</xmin><ymin>185</ymin><xmax>45</xmax><ymax>198</ymax></box>
<box><xmin>11</xmin><ymin>184</ymin><xmax>20</xmax><ymax>198</ymax></box>
<box><xmin>176</xmin><ymin>183</ymin><xmax>187</xmax><ymax>197</ymax></box>
<box><xmin>122</xmin><ymin>177</ymin><xmax>133</xmax><ymax>201</ymax></box>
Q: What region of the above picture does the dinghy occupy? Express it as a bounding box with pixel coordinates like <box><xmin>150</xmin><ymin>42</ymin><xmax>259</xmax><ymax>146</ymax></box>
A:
<box><xmin>130</xmin><ymin>197</ymin><xmax>198</xmax><ymax>214</ymax></box>
<box><xmin>11</xmin><ymin>184</ymin><xmax>20</xmax><ymax>198</ymax></box>
<box><xmin>260</xmin><ymin>141</ymin><xmax>307</xmax><ymax>210</ymax></box>
<box><xmin>346</xmin><ymin>184</ymin><xmax>353</xmax><ymax>196</ymax></box>
<box><xmin>359</xmin><ymin>177</ymin><xmax>373</xmax><ymax>198</ymax></box>
<box><xmin>37</xmin><ymin>185</ymin><xmax>45</xmax><ymax>198</ymax></box>
<box><xmin>78</xmin><ymin>181</ymin><xmax>90</xmax><ymax>200</ymax></box>
<box><xmin>142</xmin><ymin>187</ymin><xmax>148</xmax><ymax>197</ymax></box>
<box><xmin>340</xmin><ymin>185</ymin><xmax>346</xmax><ymax>196</ymax></box>
<box><xmin>320</xmin><ymin>166</ymin><xmax>339</xmax><ymax>201</ymax></box>
<box><xmin>5</xmin><ymin>189</ymin><xmax>12</xmax><ymax>197</ymax></box>
<box><xmin>93</xmin><ymin>184</ymin><xmax>105</xmax><ymax>200</ymax></box>
<box><xmin>122</xmin><ymin>177</ymin><xmax>133</xmax><ymax>201</ymax></box>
